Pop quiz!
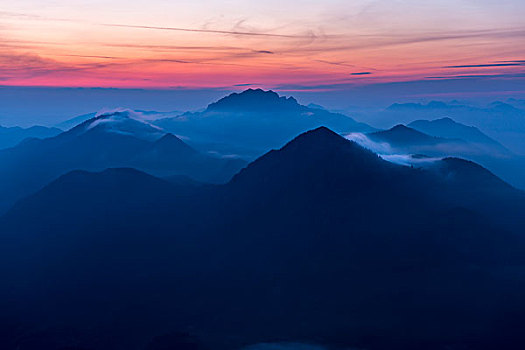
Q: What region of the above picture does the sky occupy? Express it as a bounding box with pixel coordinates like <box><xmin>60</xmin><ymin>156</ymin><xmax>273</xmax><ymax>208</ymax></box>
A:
<box><xmin>1</xmin><ymin>0</ymin><xmax>525</xmax><ymax>91</ymax></box>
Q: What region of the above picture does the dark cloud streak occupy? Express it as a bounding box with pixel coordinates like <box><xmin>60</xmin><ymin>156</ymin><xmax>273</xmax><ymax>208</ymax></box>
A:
<box><xmin>314</xmin><ymin>60</ymin><xmax>356</xmax><ymax>67</ymax></box>
<box><xmin>101</xmin><ymin>23</ymin><xmax>315</xmax><ymax>39</ymax></box>
<box><xmin>445</xmin><ymin>63</ymin><xmax>525</xmax><ymax>68</ymax></box>
<box><xmin>426</xmin><ymin>73</ymin><xmax>525</xmax><ymax>79</ymax></box>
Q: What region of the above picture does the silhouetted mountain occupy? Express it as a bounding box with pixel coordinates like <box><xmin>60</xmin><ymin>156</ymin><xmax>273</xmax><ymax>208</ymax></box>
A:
<box><xmin>366</xmin><ymin>122</ymin><xmax>525</xmax><ymax>190</ymax></box>
<box><xmin>1</xmin><ymin>127</ymin><xmax>524</xmax><ymax>350</ymax></box>
<box><xmin>0</xmin><ymin>111</ymin><xmax>246</xmax><ymax>214</ymax></box>
<box><xmin>230</xmin><ymin>127</ymin><xmax>522</xmax><ymax>228</ymax></box>
<box><xmin>56</xmin><ymin>110</ymin><xmax>184</xmax><ymax>131</ymax></box>
<box><xmin>152</xmin><ymin>132</ymin><xmax>197</xmax><ymax>154</ymax></box>
<box><xmin>68</xmin><ymin>110</ymin><xmax>165</xmax><ymax>141</ymax></box>
<box><xmin>408</xmin><ymin>117</ymin><xmax>509</xmax><ymax>153</ymax></box>
<box><xmin>130</xmin><ymin>133</ymin><xmax>246</xmax><ymax>181</ymax></box>
<box><xmin>5</xmin><ymin>168</ymin><xmax>174</xmax><ymax>225</ymax></box>
<box><xmin>155</xmin><ymin>89</ymin><xmax>375</xmax><ymax>158</ymax></box>
<box><xmin>369</xmin><ymin>124</ymin><xmax>448</xmax><ymax>147</ymax></box>
<box><xmin>207</xmin><ymin>89</ymin><xmax>302</xmax><ymax>113</ymax></box>
<box><xmin>0</xmin><ymin>124</ymin><xmax>62</xmax><ymax>149</ymax></box>
<box><xmin>430</xmin><ymin>157</ymin><xmax>511</xmax><ymax>189</ymax></box>
<box><xmin>381</xmin><ymin>101</ymin><xmax>525</xmax><ymax>154</ymax></box>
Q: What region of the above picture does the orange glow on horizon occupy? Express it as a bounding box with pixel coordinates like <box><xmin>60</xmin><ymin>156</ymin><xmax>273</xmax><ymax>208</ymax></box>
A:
<box><xmin>1</xmin><ymin>1</ymin><xmax>524</xmax><ymax>89</ymax></box>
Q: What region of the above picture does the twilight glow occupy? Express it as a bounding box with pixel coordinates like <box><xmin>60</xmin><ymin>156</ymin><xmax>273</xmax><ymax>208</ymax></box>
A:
<box><xmin>1</xmin><ymin>0</ymin><xmax>525</xmax><ymax>90</ymax></box>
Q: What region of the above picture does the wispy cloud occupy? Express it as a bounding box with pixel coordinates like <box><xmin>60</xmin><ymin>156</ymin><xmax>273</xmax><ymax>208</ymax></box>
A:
<box><xmin>0</xmin><ymin>52</ymin><xmax>125</xmax><ymax>81</ymax></box>
<box><xmin>444</xmin><ymin>63</ymin><xmax>525</xmax><ymax>68</ymax></box>
<box><xmin>270</xmin><ymin>28</ymin><xmax>525</xmax><ymax>56</ymax></box>
<box><xmin>345</xmin><ymin>132</ymin><xmax>442</xmax><ymax>166</ymax></box>
<box><xmin>497</xmin><ymin>60</ymin><xmax>525</xmax><ymax>64</ymax></box>
<box><xmin>313</xmin><ymin>60</ymin><xmax>356</xmax><ymax>67</ymax></box>
<box><xmin>53</xmin><ymin>53</ymin><xmax>121</xmax><ymax>60</ymax></box>
<box><xmin>1</xmin><ymin>6</ymin><xmax>524</xmax><ymax>89</ymax></box>
<box><xmin>274</xmin><ymin>82</ymin><xmax>356</xmax><ymax>91</ymax></box>
<box><xmin>426</xmin><ymin>73</ymin><xmax>525</xmax><ymax>79</ymax></box>
<box><xmin>101</xmin><ymin>23</ymin><xmax>317</xmax><ymax>39</ymax></box>
<box><xmin>0</xmin><ymin>9</ymin><xmax>321</xmax><ymax>40</ymax></box>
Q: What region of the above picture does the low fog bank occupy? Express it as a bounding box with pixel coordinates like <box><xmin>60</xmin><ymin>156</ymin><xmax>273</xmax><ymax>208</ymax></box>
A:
<box><xmin>345</xmin><ymin>132</ymin><xmax>442</xmax><ymax>166</ymax></box>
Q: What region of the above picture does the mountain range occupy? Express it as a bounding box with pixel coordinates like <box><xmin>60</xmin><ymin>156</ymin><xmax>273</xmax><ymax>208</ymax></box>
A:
<box><xmin>378</xmin><ymin>100</ymin><xmax>525</xmax><ymax>154</ymax></box>
<box><xmin>155</xmin><ymin>89</ymin><xmax>376</xmax><ymax>158</ymax></box>
<box><xmin>408</xmin><ymin>117</ymin><xmax>508</xmax><ymax>148</ymax></box>
<box><xmin>1</xmin><ymin>126</ymin><xmax>524</xmax><ymax>350</ymax></box>
<box><xmin>55</xmin><ymin>109</ymin><xmax>183</xmax><ymax>131</ymax></box>
<box><xmin>1</xmin><ymin>89</ymin><xmax>525</xmax><ymax>349</ymax></box>
<box><xmin>0</xmin><ymin>110</ymin><xmax>245</xmax><ymax>215</ymax></box>
<box><xmin>1</xmin><ymin>89</ymin><xmax>524</xmax><ymax>217</ymax></box>
<box><xmin>368</xmin><ymin>122</ymin><xmax>508</xmax><ymax>156</ymax></box>
<box><xmin>364</xmin><ymin>120</ymin><xmax>525</xmax><ymax>189</ymax></box>
<box><xmin>0</xmin><ymin>124</ymin><xmax>62</xmax><ymax>149</ymax></box>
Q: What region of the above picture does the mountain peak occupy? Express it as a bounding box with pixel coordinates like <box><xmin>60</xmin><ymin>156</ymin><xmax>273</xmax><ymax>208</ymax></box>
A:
<box><xmin>381</xmin><ymin>124</ymin><xmax>429</xmax><ymax>137</ymax></box>
<box><xmin>369</xmin><ymin>124</ymin><xmax>439</xmax><ymax>146</ymax></box>
<box><xmin>152</xmin><ymin>133</ymin><xmax>196</xmax><ymax>154</ymax></box>
<box><xmin>408</xmin><ymin>117</ymin><xmax>506</xmax><ymax>149</ymax></box>
<box><xmin>155</xmin><ymin>132</ymin><xmax>186</xmax><ymax>144</ymax></box>
<box><xmin>432</xmin><ymin>157</ymin><xmax>512</xmax><ymax>190</ymax></box>
<box><xmin>390</xmin><ymin>124</ymin><xmax>413</xmax><ymax>131</ymax></box>
<box><xmin>278</xmin><ymin>126</ymin><xmax>352</xmax><ymax>152</ymax></box>
<box><xmin>291</xmin><ymin>125</ymin><xmax>341</xmax><ymax>140</ymax></box>
<box><xmin>433</xmin><ymin>117</ymin><xmax>456</xmax><ymax>124</ymax></box>
<box><xmin>206</xmin><ymin>89</ymin><xmax>301</xmax><ymax>112</ymax></box>
<box><xmin>230</xmin><ymin>126</ymin><xmax>384</xmax><ymax>186</ymax></box>
<box><xmin>69</xmin><ymin>109</ymin><xmax>165</xmax><ymax>141</ymax></box>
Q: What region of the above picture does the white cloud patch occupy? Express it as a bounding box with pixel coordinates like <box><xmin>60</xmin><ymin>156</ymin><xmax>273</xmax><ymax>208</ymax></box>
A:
<box><xmin>85</xmin><ymin>108</ymin><xmax>165</xmax><ymax>141</ymax></box>
<box><xmin>345</xmin><ymin>132</ymin><xmax>442</xmax><ymax>166</ymax></box>
<box><xmin>345</xmin><ymin>132</ymin><xmax>393</xmax><ymax>154</ymax></box>
<box><xmin>93</xmin><ymin>108</ymin><xmax>161</xmax><ymax>127</ymax></box>
<box><xmin>381</xmin><ymin>154</ymin><xmax>443</xmax><ymax>166</ymax></box>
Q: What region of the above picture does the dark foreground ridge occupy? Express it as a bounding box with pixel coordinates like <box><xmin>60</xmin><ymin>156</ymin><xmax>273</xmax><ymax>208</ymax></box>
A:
<box><xmin>1</xmin><ymin>126</ymin><xmax>525</xmax><ymax>350</ymax></box>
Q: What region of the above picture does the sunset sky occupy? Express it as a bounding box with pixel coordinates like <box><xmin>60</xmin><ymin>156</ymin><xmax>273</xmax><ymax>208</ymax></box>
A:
<box><xmin>1</xmin><ymin>0</ymin><xmax>524</xmax><ymax>90</ymax></box>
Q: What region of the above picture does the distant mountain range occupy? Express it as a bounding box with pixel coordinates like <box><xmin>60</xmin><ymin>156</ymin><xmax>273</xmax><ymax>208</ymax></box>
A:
<box><xmin>380</xmin><ymin>100</ymin><xmax>525</xmax><ymax>154</ymax></box>
<box><xmin>0</xmin><ymin>88</ymin><xmax>524</xmax><ymax>349</ymax></box>
<box><xmin>1</xmin><ymin>90</ymin><xmax>524</xmax><ymax>214</ymax></box>
<box><xmin>408</xmin><ymin>117</ymin><xmax>507</xmax><ymax>148</ymax></box>
<box><xmin>1</xmin><ymin>126</ymin><xmax>524</xmax><ymax>350</ymax></box>
<box><xmin>155</xmin><ymin>89</ymin><xmax>376</xmax><ymax>158</ymax></box>
<box><xmin>369</xmin><ymin>122</ymin><xmax>509</xmax><ymax>156</ymax></box>
<box><xmin>370</xmin><ymin>124</ymin><xmax>450</xmax><ymax>147</ymax></box>
<box><xmin>0</xmin><ymin>110</ymin><xmax>245</xmax><ymax>215</ymax></box>
<box><xmin>1</xmin><ymin>90</ymin><xmax>524</xmax><ymax>218</ymax></box>
<box><xmin>362</xmin><ymin>119</ymin><xmax>525</xmax><ymax>189</ymax></box>
<box><xmin>56</xmin><ymin>109</ymin><xmax>183</xmax><ymax>131</ymax></box>
<box><xmin>0</xmin><ymin>124</ymin><xmax>62</xmax><ymax>149</ymax></box>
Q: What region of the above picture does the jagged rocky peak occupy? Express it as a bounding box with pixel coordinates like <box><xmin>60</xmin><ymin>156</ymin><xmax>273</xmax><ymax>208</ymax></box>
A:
<box><xmin>206</xmin><ymin>89</ymin><xmax>301</xmax><ymax>112</ymax></box>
